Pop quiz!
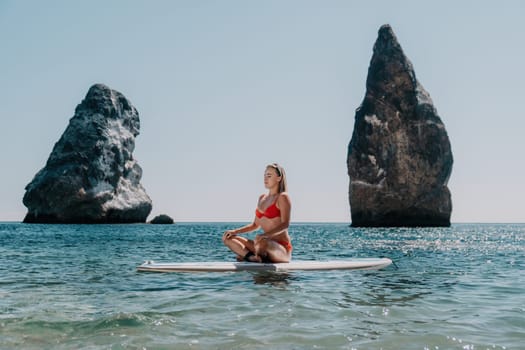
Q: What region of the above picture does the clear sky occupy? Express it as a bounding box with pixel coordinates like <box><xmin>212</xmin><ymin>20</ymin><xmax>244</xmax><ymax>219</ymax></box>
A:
<box><xmin>1</xmin><ymin>1</ymin><xmax>524</xmax><ymax>223</ymax></box>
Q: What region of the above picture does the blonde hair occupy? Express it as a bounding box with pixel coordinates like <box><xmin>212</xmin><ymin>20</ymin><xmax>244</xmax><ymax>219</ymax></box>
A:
<box><xmin>266</xmin><ymin>163</ymin><xmax>287</xmax><ymax>193</ymax></box>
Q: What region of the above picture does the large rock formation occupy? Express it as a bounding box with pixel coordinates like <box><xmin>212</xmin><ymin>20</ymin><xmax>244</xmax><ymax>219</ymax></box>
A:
<box><xmin>347</xmin><ymin>25</ymin><xmax>453</xmax><ymax>227</ymax></box>
<box><xmin>23</xmin><ymin>84</ymin><xmax>152</xmax><ymax>223</ymax></box>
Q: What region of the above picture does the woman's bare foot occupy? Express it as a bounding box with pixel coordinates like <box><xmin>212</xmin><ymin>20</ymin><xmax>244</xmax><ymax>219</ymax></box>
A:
<box><xmin>241</xmin><ymin>251</ymin><xmax>262</xmax><ymax>263</ymax></box>
<box><xmin>247</xmin><ymin>254</ymin><xmax>262</xmax><ymax>263</ymax></box>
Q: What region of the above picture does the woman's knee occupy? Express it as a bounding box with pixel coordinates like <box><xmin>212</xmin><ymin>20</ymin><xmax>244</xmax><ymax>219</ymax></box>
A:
<box><xmin>265</xmin><ymin>242</ymin><xmax>291</xmax><ymax>263</ymax></box>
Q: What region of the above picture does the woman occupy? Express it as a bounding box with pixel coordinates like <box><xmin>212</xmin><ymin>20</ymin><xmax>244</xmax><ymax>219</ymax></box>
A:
<box><xmin>222</xmin><ymin>163</ymin><xmax>292</xmax><ymax>263</ymax></box>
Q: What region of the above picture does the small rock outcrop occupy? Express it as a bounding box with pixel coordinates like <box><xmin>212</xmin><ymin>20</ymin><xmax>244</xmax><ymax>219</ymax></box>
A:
<box><xmin>23</xmin><ymin>84</ymin><xmax>152</xmax><ymax>223</ymax></box>
<box><xmin>150</xmin><ymin>214</ymin><xmax>174</xmax><ymax>225</ymax></box>
<box><xmin>347</xmin><ymin>25</ymin><xmax>453</xmax><ymax>227</ymax></box>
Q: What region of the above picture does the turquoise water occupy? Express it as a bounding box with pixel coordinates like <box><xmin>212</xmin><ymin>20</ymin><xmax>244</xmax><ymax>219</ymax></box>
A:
<box><xmin>0</xmin><ymin>223</ymin><xmax>523</xmax><ymax>349</ymax></box>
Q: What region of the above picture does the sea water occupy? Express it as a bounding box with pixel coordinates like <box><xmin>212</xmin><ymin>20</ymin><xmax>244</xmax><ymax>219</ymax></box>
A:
<box><xmin>0</xmin><ymin>223</ymin><xmax>523</xmax><ymax>350</ymax></box>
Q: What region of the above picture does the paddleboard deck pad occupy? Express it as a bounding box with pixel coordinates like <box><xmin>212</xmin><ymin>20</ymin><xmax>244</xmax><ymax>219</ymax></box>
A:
<box><xmin>137</xmin><ymin>258</ymin><xmax>392</xmax><ymax>273</ymax></box>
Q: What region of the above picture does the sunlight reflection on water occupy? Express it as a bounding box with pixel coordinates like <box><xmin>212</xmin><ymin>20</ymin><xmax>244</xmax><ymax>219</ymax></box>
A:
<box><xmin>0</xmin><ymin>223</ymin><xmax>523</xmax><ymax>349</ymax></box>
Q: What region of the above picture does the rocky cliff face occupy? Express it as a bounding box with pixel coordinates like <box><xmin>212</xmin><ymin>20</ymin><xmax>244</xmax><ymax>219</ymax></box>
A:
<box><xmin>23</xmin><ymin>84</ymin><xmax>152</xmax><ymax>223</ymax></box>
<box><xmin>347</xmin><ymin>25</ymin><xmax>453</xmax><ymax>227</ymax></box>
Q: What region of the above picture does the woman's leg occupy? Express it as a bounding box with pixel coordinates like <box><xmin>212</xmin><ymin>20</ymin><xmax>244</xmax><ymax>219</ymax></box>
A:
<box><xmin>254</xmin><ymin>236</ymin><xmax>291</xmax><ymax>263</ymax></box>
<box><xmin>265</xmin><ymin>240</ymin><xmax>291</xmax><ymax>263</ymax></box>
<box><xmin>222</xmin><ymin>234</ymin><xmax>256</xmax><ymax>259</ymax></box>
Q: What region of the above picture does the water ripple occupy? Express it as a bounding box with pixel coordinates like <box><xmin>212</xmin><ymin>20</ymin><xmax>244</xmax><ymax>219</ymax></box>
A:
<box><xmin>0</xmin><ymin>222</ymin><xmax>523</xmax><ymax>349</ymax></box>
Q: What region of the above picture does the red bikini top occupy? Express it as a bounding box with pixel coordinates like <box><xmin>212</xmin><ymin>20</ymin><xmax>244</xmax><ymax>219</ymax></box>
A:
<box><xmin>255</xmin><ymin>196</ymin><xmax>281</xmax><ymax>219</ymax></box>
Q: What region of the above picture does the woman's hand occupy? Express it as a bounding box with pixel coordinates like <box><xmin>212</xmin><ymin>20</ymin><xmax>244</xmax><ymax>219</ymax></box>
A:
<box><xmin>223</xmin><ymin>230</ymin><xmax>237</xmax><ymax>240</ymax></box>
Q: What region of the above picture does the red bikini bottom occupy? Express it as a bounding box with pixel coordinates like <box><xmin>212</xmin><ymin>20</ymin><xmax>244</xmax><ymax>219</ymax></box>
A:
<box><xmin>276</xmin><ymin>240</ymin><xmax>293</xmax><ymax>252</ymax></box>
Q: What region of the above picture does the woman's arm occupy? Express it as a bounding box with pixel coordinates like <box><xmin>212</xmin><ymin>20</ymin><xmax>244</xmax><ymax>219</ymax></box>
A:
<box><xmin>228</xmin><ymin>221</ymin><xmax>260</xmax><ymax>235</ymax></box>
<box><xmin>224</xmin><ymin>220</ymin><xmax>260</xmax><ymax>239</ymax></box>
<box><xmin>224</xmin><ymin>195</ymin><xmax>265</xmax><ymax>239</ymax></box>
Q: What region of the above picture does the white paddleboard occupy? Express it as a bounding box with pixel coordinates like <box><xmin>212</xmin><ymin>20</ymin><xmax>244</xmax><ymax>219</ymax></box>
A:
<box><xmin>137</xmin><ymin>258</ymin><xmax>392</xmax><ymax>273</ymax></box>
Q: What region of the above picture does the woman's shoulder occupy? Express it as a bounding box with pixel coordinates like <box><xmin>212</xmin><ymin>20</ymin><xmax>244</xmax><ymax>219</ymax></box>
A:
<box><xmin>278</xmin><ymin>192</ymin><xmax>291</xmax><ymax>202</ymax></box>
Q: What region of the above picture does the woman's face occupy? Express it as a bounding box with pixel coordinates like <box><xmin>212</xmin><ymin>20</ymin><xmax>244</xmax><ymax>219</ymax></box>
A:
<box><xmin>264</xmin><ymin>167</ymin><xmax>281</xmax><ymax>189</ymax></box>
